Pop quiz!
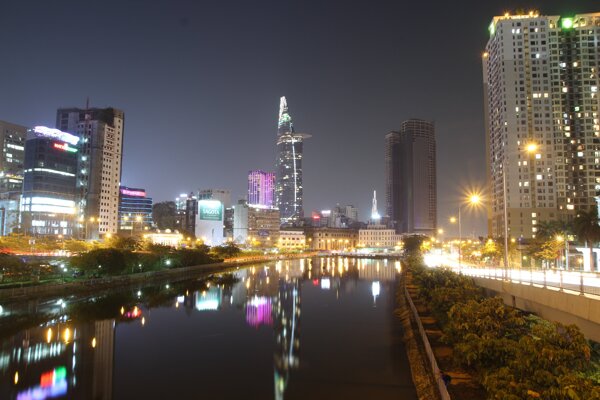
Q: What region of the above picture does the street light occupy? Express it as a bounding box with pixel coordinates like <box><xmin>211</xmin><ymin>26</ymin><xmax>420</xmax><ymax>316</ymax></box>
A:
<box><xmin>457</xmin><ymin>193</ymin><xmax>482</xmax><ymax>269</ymax></box>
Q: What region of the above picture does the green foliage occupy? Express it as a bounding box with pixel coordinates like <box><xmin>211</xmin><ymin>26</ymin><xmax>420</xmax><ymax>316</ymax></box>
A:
<box><xmin>70</xmin><ymin>248</ymin><xmax>136</xmax><ymax>275</ymax></box>
<box><xmin>211</xmin><ymin>243</ymin><xmax>241</xmax><ymax>258</ymax></box>
<box><xmin>403</xmin><ymin>235</ymin><xmax>425</xmax><ymax>253</ymax></box>
<box><xmin>404</xmin><ymin>255</ymin><xmax>600</xmax><ymax>400</ymax></box>
<box><xmin>103</xmin><ymin>235</ymin><xmax>141</xmax><ymax>251</ymax></box>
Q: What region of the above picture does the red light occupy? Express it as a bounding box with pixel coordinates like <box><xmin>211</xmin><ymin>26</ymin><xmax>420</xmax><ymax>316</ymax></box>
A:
<box><xmin>312</xmin><ymin>215</ymin><xmax>320</xmax><ymax>220</ymax></box>
<box><xmin>312</xmin><ymin>279</ymin><xmax>319</xmax><ymax>286</ymax></box>
<box><xmin>40</xmin><ymin>371</ymin><xmax>53</xmax><ymax>387</ymax></box>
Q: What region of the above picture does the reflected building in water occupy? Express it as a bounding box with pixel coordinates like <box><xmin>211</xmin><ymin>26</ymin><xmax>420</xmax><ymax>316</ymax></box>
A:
<box><xmin>0</xmin><ymin>318</ymin><xmax>115</xmax><ymax>400</ymax></box>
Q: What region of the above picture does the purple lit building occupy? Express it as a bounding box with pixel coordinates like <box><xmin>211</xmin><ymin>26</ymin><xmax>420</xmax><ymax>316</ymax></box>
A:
<box><xmin>248</xmin><ymin>170</ymin><xmax>275</xmax><ymax>208</ymax></box>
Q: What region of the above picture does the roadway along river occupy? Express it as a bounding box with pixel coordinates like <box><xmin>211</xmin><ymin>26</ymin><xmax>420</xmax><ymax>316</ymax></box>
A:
<box><xmin>0</xmin><ymin>257</ymin><xmax>417</xmax><ymax>400</ymax></box>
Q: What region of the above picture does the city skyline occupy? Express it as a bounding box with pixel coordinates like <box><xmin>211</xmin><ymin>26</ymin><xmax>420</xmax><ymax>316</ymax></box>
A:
<box><xmin>1</xmin><ymin>1</ymin><xmax>598</xmax><ymax>236</ymax></box>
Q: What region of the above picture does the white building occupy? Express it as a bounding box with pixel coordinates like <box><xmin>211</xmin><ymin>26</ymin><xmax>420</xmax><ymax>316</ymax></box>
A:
<box><xmin>483</xmin><ymin>12</ymin><xmax>600</xmax><ymax>238</ymax></box>
<box><xmin>57</xmin><ymin>107</ymin><xmax>124</xmax><ymax>239</ymax></box>
<box><xmin>196</xmin><ymin>199</ymin><xmax>224</xmax><ymax>245</ymax></box>
<box><xmin>358</xmin><ymin>225</ymin><xmax>403</xmax><ymax>250</ymax></box>
<box><xmin>278</xmin><ymin>230</ymin><xmax>306</xmax><ymax>250</ymax></box>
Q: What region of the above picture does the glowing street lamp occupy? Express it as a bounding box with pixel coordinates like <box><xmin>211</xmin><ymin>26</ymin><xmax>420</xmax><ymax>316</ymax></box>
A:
<box><xmin>458</xmin><ymin>193</ymin><xmax>482</xmax><ymax>268</ymax></box>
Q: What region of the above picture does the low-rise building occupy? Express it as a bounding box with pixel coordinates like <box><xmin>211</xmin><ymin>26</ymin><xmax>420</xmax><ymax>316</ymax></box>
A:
<box><xmin>358</xmin><ymin>224</ymin><xmax>403</xmax><ymax>251</ymax></box>
<box><xmin>278</xmin><ymin>229</ymin><xmax>306</xmax><ymax>250</ymax></box>
<box><xmin>144</xmin><ymin>230</ymin><xmax>183</xmax><ymax>247</ymax></box>
<box><xmin>305</xmin><ymin>227</ymin><xmax>358</xmax><ymax>251</ymax></box>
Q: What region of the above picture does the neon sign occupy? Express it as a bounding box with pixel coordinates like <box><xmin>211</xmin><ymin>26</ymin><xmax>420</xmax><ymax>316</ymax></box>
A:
<box><xmin>32</xmin><ymin>126</ymin><xmax>79</xmax><ymax>145</ymax></box>
<box><xmin>120</xmin><ymin>188</ymin><xmax>146</xmax><ymax>197</ymax></box>
<box><xmin>53</xmin><ymin>142</ymin><xmax>77</xmax><ymax>153</ymax></box>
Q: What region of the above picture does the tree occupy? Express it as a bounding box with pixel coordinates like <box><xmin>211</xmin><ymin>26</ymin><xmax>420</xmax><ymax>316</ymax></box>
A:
<box><xmin>573</xmin><ymin>207</ymin><xmax>600</xmax><ymax>272</ymax></box>
<box><xmin>152</xmin><ymin>201</ymin><xmax>178</xmax><ymax>230</ymax></box>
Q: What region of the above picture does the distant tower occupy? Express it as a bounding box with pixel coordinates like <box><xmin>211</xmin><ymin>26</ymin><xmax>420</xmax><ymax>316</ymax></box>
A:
<box><xmin>385</xmin><ymin>119</ymin><xmax>436</xmax><ymax>235</ymax></box>
<box><xmin>275</xmin><ymin>96</ymin><xmax>311</xmax><ymax>226</ymax></box>
<box><xmin>370</xmin><ymin>190</ymin><xmax>381</xmax><ymax>224</ymax></box>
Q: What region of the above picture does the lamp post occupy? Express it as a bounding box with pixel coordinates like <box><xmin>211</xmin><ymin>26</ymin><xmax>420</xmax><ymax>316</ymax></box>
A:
<box><xmin>457</xmin><ymin>194</ymin><xmax>481</xmax><ymax>270</ymax></box>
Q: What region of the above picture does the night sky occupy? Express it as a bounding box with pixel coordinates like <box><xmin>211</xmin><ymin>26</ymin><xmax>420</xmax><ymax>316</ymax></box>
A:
<box><xmin>0</xmin><ymin>0</ymin><xmax>597</xmax><ymax>236</ymax></box>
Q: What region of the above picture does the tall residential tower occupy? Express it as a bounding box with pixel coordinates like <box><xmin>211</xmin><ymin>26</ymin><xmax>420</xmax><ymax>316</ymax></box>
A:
<box><xmin>385</xmin><ymin>119</ymin><xmax>437</xmax><ymax>235</ymax></box>
<box><xmin>57</xmin><ymin>106</ymin><xmax>125</xmax><ymax>239</ymax></box>
<box><xmin>483</xmin><ymin>12</ymin><xmax>600</xmax><ymax>238</ymax></box>
<box><xmin>275</xmin><ymin>97</ymin><xmax>310</xmax><ymax>226</ymax></box>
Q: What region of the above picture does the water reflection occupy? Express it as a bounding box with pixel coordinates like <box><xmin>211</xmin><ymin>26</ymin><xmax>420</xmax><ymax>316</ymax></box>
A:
<box><xmin>0</xmin><ymin>257</ymin><xmax>411</xmax><ymax>400</ymax></box>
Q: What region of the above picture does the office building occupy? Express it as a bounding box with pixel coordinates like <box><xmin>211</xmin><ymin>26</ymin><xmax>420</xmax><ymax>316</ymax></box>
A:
<box><xmin>20</xmin><ymin>126</ymin><xmax>79</xmax><ymax>236</ymax></box>
<box><xmin>56</xmin><ymin>106</ymin><xmax>124</xmax><ymax>238</ymax></box>
<box><xmin>276</xmin><ymin>96</ymin><xmax>311</xmax><ymax>226</ymax></box>
<box><xmin>358</xmin><ymin>225</ymin><xmax>403</xmax><ymax>251</ymax></box>
<box><xmin>198</xmin><ymin>188</ymin><xmax>231</xmax><ymax>208</ymax></box>
<box><xmin>196</xmin><ymin>199</ymin><xmax>225</xmax><ymax>245</ymax></box>
<box><xmin>385</xmin><ymin>119</ymin><xmax>437</xmax><ymax>235</ymax></box>
<box><xmin>483</xmin><ymin>12</ymin><xmax>600</xmax><ymax>238</ymax></box>
<box><xmin>248</xmin><ymin>170</ymin><xmax>275</xmax><ymax>207</ymax></box>
<box><xmin>118</xmin><ymin>186</ymin><xmax>153</xmax><ymax>234</ymax></box>
<box><xmin>0</xmin><ymin>120</ymin><xmax>27</xmax><ymax>197</ymax></box>
<box><xmin>233</xmin><ymin>200</ymin><xmax>280</xmax><ymax>247</ymax></box>
<box><xmin>278</xmin><ymin>229</ymin><xmax>306</xmax><ymax>250</ymax></box>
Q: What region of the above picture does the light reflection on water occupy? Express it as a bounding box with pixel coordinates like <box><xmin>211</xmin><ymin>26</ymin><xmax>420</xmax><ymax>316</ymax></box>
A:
<box><xmin>0</xmin><ymin>257</ymin><xmax>414</xmax><ymax>400</ymax></box>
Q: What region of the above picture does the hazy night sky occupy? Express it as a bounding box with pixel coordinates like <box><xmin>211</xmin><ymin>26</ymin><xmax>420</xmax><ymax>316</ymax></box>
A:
<box><xmin>0</xmin><ymin>0</ymin><xmax>597</xmax><ymax>236</ymax></box>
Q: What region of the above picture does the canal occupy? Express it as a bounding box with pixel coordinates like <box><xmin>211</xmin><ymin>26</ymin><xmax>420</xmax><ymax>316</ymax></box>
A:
<box><xmin>0</xmin><ymin>257</ymin><xmax>417</xmax><ymax>399</ymax></box>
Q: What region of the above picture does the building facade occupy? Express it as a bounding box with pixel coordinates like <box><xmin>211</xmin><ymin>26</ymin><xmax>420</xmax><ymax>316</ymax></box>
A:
<box><xmin>358</xmin><ymin>225</ymin><xmax>403</xmax><ymax>250</ymax></box>
<box><xmin>278</xmin><ymin>229</ymin><xmax>306</xmax><ymax>250</ymax></box>
<box><xmin>56</xmin><ymin>107</ymin><xmax>124</xmax><ymax>239</ymax></box>
<box><xmin>233</xmin><ymin>201</ymin><xmax>280</xmax><ymax>247</ymax></box>
<box><xmin>483</xmin><ymin>12</ymin><xmax>600</xmax><ymax>238</ymax></box>
<box><xmin>196</xmin><ymin>199</ymin><xmax>225</xmax><ymax>245</ymax></box>
<box><xmin>118</xmin><ymin>186</ymin><xmax>153</xmax><ymax>234</ymax></box>
<box><xmin>248</xmin><ymin>170</ymin><xmax>275</xmax><ymax>207</ymax></box>
<box><xmin>304</xmin><ymin>227</ymin><xmax>358</xmax><ymax>251</ymax></box>
<box><xmin>385</xmin><ymin>119</ymin><xmax>437</xmax><ymax>235</ymax></box>
<box><xmin>0</xmin><ymin>120</ymin><xmax>27</xmax><ymax>198</ymax></box>
<box><xmin>20</xmin><ymin>127</ymin><xmax>79</xmax><ymax>236</ymax></box>
<box><xmin>275</xmin><ymin>97</ymin><xmax>310</xmax><ymax>226</ymax></box>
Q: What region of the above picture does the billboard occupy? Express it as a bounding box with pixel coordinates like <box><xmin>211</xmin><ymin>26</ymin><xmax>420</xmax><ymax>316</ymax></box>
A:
<box><xmin>198</xmin><ymin>200</ymin><xmax>223</xmax><ymax>221</ymax></box>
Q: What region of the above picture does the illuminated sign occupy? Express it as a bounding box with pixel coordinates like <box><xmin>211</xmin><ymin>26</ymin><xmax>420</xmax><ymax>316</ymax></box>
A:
<box><xmin>198</xmin><ymin>200</ymin><xmax>223</xmax><ymax>221</ymax></box>
<box><xmin>120</xmin><ymin>188</ymin><xmax>146</xmax><ymax>197</ymax></box>
<box><xmin>32</xmin><ymin>126</ymin><xmax>79</xmax><ymax>145</ymax></box>
<box><xmin>53</xmin><ymin>142</ymin><xmax>77</xmax><ymax>153</ymax></box>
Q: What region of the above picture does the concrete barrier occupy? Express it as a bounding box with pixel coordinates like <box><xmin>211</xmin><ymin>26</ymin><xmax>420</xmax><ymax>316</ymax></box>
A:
<box><xmin>473</xmin><ymin>277</ymin><xmax>600</xmax><ymax>342</ymax></box>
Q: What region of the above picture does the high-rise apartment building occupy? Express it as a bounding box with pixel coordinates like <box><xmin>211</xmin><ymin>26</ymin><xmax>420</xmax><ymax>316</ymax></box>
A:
<box><xmin>56</xmin><ymin>107</ymin><xmax>124</xmax><ymax>239</ymax></box>
<box><xmin>20</xmin><ymin>127</ymin><xmax>79</xmax><ymax>236</ymax></box>
<box><xmin>483</xmin><ymin>12</ymin><xmax>600</xmax><ymax>238</ymax></box>
<box><xmin>248</xmin><ymin>170</ymin><xmax>275</xmax><ymax>207</ymax></box>
<box><xmin>0</xmin><ymin>120</ymin><xmax>27</xmax><ymax>197</ymax></box>
<box><xmin>275</xmin><ymin>97</ymin><xmax>310</xmax><ymax>226</ymax></box>
<box><xmin>385</xmin><ymin>119</ymin><xmax>437</xmax><ymax>235</ymax></box>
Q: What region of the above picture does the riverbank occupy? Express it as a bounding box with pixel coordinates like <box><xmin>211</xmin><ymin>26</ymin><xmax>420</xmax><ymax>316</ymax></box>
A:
<box><xmin>0</xmin><ymin>252</ymin><xmax>315</xmax><ymax>302</ymax></box>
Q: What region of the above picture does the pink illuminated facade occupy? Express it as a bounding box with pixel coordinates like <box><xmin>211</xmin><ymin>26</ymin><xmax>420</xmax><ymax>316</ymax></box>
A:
<box><xmin>248</xmin><ymin>170</ymin><xmax>275</xmax><ymax>208</ymax></box>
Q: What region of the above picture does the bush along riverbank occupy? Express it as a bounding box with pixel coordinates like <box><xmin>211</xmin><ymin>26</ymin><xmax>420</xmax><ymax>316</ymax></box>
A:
<box><xmin>404</xmin><ymin>251</ymin><xmax>600</xmax><ymax>400</ymax></box>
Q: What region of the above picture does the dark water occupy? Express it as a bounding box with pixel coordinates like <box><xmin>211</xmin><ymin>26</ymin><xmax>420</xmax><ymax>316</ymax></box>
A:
<box><xmin>0</xmin><ymin>257</ymin><xmax>416</xmax><ymax>400</ymax></box>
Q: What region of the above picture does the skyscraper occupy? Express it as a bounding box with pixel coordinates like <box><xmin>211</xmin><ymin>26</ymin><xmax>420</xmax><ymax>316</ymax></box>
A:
<box><xmin>275</xmin><ymin>96</ymin><xmax>310</xmax><ymax>226</ymax></box>
<box><xmin>20</xmin><ymin>126</ymin><xmax>79</xmax><ymax>236</ymax></box>
<box><xmin>483</xmin><ymin>12</ymin><xmax>600</xmax><ymax>238</ymax></box>
<box><xmin>385</xmin><ymin>119</ymin><xmax>437</xmax><ymax>235</ymax></box>
<box><xmin>248</xmin><ymin>170</ymin><xmax>275</xmax><ymax>208</ymax></box>
<box><xmin>57</xmin><ymin>106</ymin><xmax>124</xmax><ymax>239</ymax></box>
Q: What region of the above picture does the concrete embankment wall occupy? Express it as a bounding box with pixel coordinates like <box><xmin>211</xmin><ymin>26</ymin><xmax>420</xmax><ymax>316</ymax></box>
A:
<box><xmin>0</xmin><ymin>253</ymin><xmax>312</xmax><ymax>302</ymax></box>
<box><xmin>473</xmin><ymin>278</ymin><xmax>600</xmax><ymax>342</ymax></box>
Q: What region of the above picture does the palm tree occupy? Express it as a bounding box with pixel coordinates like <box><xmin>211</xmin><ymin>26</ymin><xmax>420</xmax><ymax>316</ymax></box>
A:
<box><xmin>573</xmin><ymin>208</ymin><xmax>600</xmax><ymax>272</ymax></box>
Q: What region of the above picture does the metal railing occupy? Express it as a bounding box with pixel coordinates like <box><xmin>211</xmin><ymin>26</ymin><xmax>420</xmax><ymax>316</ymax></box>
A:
<box><xmin>404</xmin><ymin>286</ymin><xmax>451</xmax><ymax>400</ymax></box>
<box><xmin>456</xmin><ymin>265</ymin><xmax>600</xmax><ymax>297</ymax></box>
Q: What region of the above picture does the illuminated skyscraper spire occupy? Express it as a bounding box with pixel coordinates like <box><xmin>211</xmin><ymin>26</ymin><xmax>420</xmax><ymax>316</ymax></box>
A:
<box><xmin>277</xmin><ymin>96</ymin><xmax>294</xmax><ymax>136</ymax></box>
<box><xmin>371</xmin><ymin>190</ymin><xmax>381</xmax><ymax>222</ymax></box>
<box><xmin>275</xmin><ymin>96</ymin><xmax>310</xmax><ymax>226</ymax></box>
